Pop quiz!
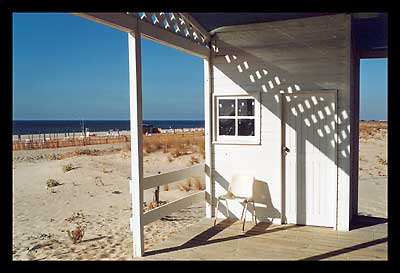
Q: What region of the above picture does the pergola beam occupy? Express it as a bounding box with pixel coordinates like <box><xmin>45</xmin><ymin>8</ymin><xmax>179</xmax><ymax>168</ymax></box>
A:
<box><xmin>139</xmin><ymin>18</ymin><xmax>209</xmax><ymax>58</ymax></box>
<box><xmin>72</xmin><ymin>12</ymin><xmax>138</xmax><ymax>33</ymax></box>
<box><xmin>179</xmin><ymin>13</ymin><xmax>211</xmax><ymax>41</ymax></box>
<box><xmin>73</xmin><ymin>12</ymin><xmax>210</xmax><ymax>58</ymax></box>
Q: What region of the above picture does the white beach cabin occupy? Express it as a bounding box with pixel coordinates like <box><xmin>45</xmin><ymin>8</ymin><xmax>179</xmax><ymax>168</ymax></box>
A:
<box><xmin>73</xmin><ymin>12</ymin><xmax>387</xmax><ymax>257</ymax></box>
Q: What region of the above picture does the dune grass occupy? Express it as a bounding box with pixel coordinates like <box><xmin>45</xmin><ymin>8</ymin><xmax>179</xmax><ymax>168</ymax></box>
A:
<box><xmin>141</xmin><ymin>132</ymin><xmax>205</xmax><ymax>159</ymax></box>
<box><xmin>359</xmin><ymin>121</ymin><xmax>387</xmax><ymax>140</ymax></box>
<box><xmin>41</xmin><ymin>132</ymin><xmax>205</xmax><ymax>161</ymax></box>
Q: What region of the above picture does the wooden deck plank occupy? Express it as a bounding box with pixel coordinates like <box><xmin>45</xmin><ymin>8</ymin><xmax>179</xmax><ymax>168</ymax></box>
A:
<box><xmin>139</xmin><ymin>217</ymin><xmax>387</xmax><ymax>260</ymax></box>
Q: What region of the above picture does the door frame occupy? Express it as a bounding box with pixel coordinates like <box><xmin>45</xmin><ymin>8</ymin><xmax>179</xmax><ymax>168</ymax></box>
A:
<box><xmin>280</xmin><ymin>89</ymin><xmax>338</xmax><ymax>229</ymax></box>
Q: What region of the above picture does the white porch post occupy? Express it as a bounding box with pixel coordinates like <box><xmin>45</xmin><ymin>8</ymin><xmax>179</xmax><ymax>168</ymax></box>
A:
<box><xmin>204</xmin><ymin>43</ymin><xmax>214</xmax><ymax>218</ymax></box>
<box><xmin>128</xmin><ymin>27</ymin><xmax>144</xmax><ymax>257</ymax></box>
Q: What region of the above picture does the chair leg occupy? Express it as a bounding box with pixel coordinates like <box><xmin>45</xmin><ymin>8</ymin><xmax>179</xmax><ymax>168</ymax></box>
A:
<box><xmin>225</xmin><ymin>199</ymin><xmax>229</xmax><ymax>218</ymax></box>
<box><xmin>240</xmin><ymin>200</ymin><xmax>246</xmax><ymax>221</ymax></box>
<box><xmin>213</xmin><ymin>198</ymin><xmax>220</xmax><ymax>227</ymax></box>
<box><xmin>252</xmin><ymin>200</ymin><xmax>257</xmax><ymax>225</ymax></box>
<box><xmin>242</xmin><ymin>200</ymin><xmax>248</xmax><ymax>232</ymax></box>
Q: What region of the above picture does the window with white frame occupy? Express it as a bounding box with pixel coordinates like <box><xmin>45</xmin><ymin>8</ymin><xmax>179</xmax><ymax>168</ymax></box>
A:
<box><xmin>214</xmin><ymin>94</ymin><xmax>260</xmax><ymax>144</ymax></box>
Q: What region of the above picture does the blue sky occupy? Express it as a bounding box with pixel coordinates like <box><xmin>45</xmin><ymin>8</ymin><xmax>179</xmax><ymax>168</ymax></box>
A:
<box><xmin>13</xmin><ymin>13</ymin><xmax>387</xmax><ymax>120</ymax></box>
<box><xmin>360</xmin><ymin>58</ymin><xmax>387</xmax><ymax>120</ymax></box>
<box><xmin>12</xmin><ymin>13</ymin><xmax>204</xmax><ymax>120</ymax></box>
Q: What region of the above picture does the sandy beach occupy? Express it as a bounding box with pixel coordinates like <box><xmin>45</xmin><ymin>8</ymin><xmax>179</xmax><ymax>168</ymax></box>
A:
<box><xmin>13</xmin><ymin>135</ymin><xmax>205</xmax><ymax>260</ymax></box>
<box><xmin>357</xmin><ymin>121</ymin><xmax>387</xmax><ymax>218</ymax></box>
<box><xmin>12</xmin><ymin>122</ymin><xmax>387</xmax><ymax>260</ymax></box>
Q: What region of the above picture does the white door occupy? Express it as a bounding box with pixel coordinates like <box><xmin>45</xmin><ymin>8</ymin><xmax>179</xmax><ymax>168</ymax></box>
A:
<box><xmin>283</xmin><ymin>92</ymin><xmax>337</xmax><ymax>227</ymax></box>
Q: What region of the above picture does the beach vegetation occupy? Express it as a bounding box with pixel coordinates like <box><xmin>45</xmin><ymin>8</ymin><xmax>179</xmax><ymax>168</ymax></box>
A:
<box><xmin>192</xmin><ymin>177</ymin><xmax>205</xmax><ymax>190</ymax></box>
<box><xmin>377</xmin><ymin>156</ymin><xmax>387</xmax><ymax>166</ymax></box>
<box><xmin>67</xmin><ymin>225</ymin><xmax>86</xmax><ymax>244</ymax></box>
<box><xmin>178</xmin><ymin>177</ymin><xmax>205</xmax><ymax>191</ymax></box>
<box><xmin>102</xmin><ymin>168</ymin><xmax>112</xmax><ymax>173</ymax></box>
<box><xmin>143</xmin><ymin>132</ymin><xmax>204</xmax><ymax>158</ymax></box>
<box><xmin>94</xmin><ymin>176</ymin><xmax>105</xmax><ymax>186</ymax></box>
<box><xmin>47</xmin><ymin>153</ymin><xmax>61</xmax><ymax>160</ymax></box>
<box><xmin>46</xmin><ymin>178</ymin><xmax>62</xmax><ymax>188</ymax></box>
<box><xmin>190</xmin><ymin>155</ymin><xmax>200</xmax><ymax>165</ymax></box>
<box><xmin>62</xmin><ymin>163</ymin><xmax>75</xmax><ymax>172</ymax></box>
<box><xmin>359</xmin><ymin>121</ymin><xmax>387</xmax><ymax>140</ymax></box>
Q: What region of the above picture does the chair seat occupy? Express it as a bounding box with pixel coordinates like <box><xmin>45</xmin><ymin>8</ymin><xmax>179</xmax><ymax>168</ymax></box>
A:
<box><xmin>214</xmin><ymin>175</ymin><xmax>257</xmax><ymax>231</ymax></box>
<box><xmin>217</xmin><ymin>193</ymin><xmax>253</xmax><ymax>201</ymax></box>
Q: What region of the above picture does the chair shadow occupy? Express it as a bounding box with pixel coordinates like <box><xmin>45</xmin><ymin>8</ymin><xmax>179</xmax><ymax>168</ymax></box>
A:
<box><xmin>143</xmin><ymin>219</ymin><xmax>300</xmax><ymax>257</ymax></box>
<box><xmin>350</xmin><ymin>214</ymin><xmax>387</xmax><ymax>230</ymax></box>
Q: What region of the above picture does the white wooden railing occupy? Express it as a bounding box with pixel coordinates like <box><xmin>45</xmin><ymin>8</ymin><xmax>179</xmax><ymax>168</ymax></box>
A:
<box><xmin>130</xmin><ymin>163</ymin><xmax>205</xmax><ymax>229</ymax></box>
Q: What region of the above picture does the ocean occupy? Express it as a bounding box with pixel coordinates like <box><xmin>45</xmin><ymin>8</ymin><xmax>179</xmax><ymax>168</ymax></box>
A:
<box><xmin>13</xmin><ymin>120</ymin><xmax>205</xmax><ymax>135</ymax></box>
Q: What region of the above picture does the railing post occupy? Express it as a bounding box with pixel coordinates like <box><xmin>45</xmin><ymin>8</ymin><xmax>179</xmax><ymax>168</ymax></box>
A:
<box><xmin>155</xmin><ymin>171</ymin><xmax>161</xmax><ymax>204</ymax></box>
<box><xmin>128</xmin><ymin>22</ymin><xmax>144</xmax><ymax>258</ymax></box>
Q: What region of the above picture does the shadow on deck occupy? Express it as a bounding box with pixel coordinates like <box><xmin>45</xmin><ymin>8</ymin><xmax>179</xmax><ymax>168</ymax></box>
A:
<box><xmin>350</xmin><ymin>214</ymin><xmax>387</xmax><ymax>230</ymax></box>
<box><xmin>137</xmin><ymin>217</ymin><xmax>387</xmax><ymax>260</ymax></box>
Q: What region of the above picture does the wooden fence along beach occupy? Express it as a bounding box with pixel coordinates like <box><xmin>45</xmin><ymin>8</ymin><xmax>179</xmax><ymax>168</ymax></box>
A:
<box><xmin>12</xmin><ymin>129</ymin><xmax>205</xmax><ymax>151</ymax></box>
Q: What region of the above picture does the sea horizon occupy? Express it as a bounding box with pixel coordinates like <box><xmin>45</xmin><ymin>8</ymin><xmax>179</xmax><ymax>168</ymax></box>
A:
<box><xmin>13</xmin><ymin>119</ymin><xmax>205</xmax><ymax>121</ymax></box>
<box><xmin>13</xmin><ymin>119</ymin><xmax>205</xmax><ymax>135</ymax></box>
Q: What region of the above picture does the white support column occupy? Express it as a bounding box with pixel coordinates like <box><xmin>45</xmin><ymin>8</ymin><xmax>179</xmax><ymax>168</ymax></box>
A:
<box><xmin>128</xmin><ymin>27</ymin><xmax>144</xmax><ymax>257</ymax></box>
<box><xmin>336</xmin><ymin>15</ymin><xmax>352</xmax><ymax>231</ymax></box>
<box><xmin>204</xmin><ymin>43</ymin><xmax>214</xmax><ymax>218</ymax></box>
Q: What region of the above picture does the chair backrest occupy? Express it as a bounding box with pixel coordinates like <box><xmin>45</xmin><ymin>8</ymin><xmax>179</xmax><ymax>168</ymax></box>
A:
<box><xmin>229</xmin><ymin>175</ymin><xmax>255</xmax><ymax>199</ymax></box>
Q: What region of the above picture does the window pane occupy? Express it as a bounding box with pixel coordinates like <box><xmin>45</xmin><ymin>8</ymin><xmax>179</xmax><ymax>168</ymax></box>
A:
<box><xmin>238</xmin><ymin>119</ymin><xmax>255</xmax><ymax>136</ymax></box>
<box><xmin>219</xmin><ymin>119</ymin><xmax>235</xmax><ymax>135</ymax></box>
<box><xmin>218</xmin><ymin>99</ymin><xmax>235</xmax><ymax>116</ymax></box>
<box><xmin>238</xmin><ymin>99</ymin><xmax>255</xmax><ymax>116</ymax></box>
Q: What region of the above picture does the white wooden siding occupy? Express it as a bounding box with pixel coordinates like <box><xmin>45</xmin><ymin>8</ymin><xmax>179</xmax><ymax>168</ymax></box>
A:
<box><xmin>211</xmin><ymin>14</ymin><xmax>352</xmax><ymax>230</ymax></box>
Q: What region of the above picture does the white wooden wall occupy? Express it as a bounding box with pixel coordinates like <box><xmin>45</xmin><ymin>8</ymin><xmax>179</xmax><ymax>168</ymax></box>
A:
<box><xmin>210</xmin><ymin>14</ymin><xmax>355</xmax><ymax>230</ymax></box>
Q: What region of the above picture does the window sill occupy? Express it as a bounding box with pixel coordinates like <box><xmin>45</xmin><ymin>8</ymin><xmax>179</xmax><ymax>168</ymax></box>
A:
<box><xmin>212</xmin><ymin>140</ymin><xmax>261</xmax><ymax>145</ymax></box>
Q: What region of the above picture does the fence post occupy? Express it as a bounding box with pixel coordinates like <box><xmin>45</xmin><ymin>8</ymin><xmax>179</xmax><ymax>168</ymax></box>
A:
<box><xmin>155</xmin><ymin>171</ymin><xmax>161</xmax><ymax>204</ymax></box>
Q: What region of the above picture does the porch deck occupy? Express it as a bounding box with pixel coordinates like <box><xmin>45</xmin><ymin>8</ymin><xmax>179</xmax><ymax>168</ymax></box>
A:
<box><xmin>135</xmin><ymin>215</ymin><xmax>387</xmax><ymax>260</ymax></box>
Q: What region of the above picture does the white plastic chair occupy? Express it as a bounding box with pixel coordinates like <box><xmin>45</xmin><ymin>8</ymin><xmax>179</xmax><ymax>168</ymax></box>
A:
<box><xmin>213</xmin><ymin>175</ymin><xmax>257</xmax><ymax>231</ymax></box>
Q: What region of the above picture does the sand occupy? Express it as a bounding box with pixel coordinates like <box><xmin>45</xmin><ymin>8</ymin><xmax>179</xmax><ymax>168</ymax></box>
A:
<box><xmin>12</xmin><ymin>142</ymin><xmax>205</xmax><ymax>260</ymax></box>
<box><xmin>358</xmin><ymin>124</ymin><xmax>387</xmax><ymax>218</ymax></box>
<box><xmin>12</xmin><ymin>122</ymin><xmax>387</xmax><ymax>260</ymax></box>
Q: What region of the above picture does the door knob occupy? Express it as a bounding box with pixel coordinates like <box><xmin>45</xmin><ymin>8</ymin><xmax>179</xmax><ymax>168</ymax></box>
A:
<box><xmin>283</xmin><ymin>147</ymin><xmax>290</xmax><ymax>155</ymax></box>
